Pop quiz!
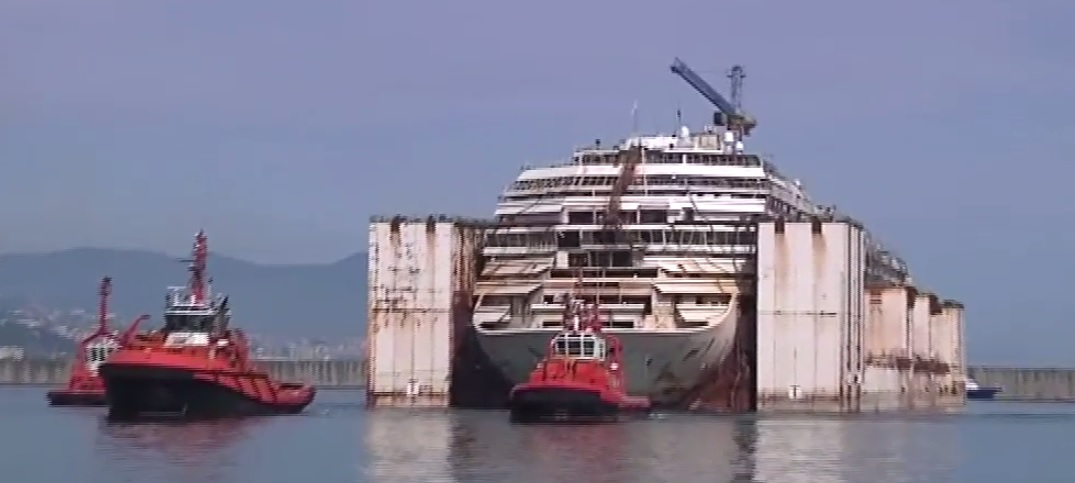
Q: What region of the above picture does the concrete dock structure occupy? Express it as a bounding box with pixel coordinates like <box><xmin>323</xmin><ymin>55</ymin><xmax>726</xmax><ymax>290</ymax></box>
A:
<box><xmin>754</xmin><ymin>220</ymin><xmax>867</xmax><ymax>411</ymax></box>
<box><xmin>365</xmin><ymin>216</ymin><xmax>500</xmax><ymax>407</ymax></box>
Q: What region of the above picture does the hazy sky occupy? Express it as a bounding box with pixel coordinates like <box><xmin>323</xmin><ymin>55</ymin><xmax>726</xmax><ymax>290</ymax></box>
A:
<box><xmin>2</xmin><ymin>0</ymin><xmax>1074</xmax><ymax>365</ymax></box>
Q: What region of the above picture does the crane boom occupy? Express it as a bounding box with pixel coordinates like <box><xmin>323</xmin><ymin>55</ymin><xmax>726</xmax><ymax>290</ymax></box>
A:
<box><xmin>670</xmin><ymin>57</ymin><xmax>757</xmax><ymax>136</ymax></box>
<box><xmin>604</xmin><ymin>144</ymin><xmax>643</xmax><ymax>231</ymax></box>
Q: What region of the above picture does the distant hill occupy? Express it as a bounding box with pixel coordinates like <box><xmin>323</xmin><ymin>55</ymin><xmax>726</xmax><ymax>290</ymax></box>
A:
<box><xmin>0</xmin><ymin>297</ymin><xmax>79</xmax><ymax>356</ymax></box>
<box><xmin>0</xmin><ymin>248</ymin><xmax>367</xmax><ymax>338</ymax></box>
<box><xmin>0</xmin><ymin>322</ymin><xmax>76</xmax><ymax>356</ymax></box>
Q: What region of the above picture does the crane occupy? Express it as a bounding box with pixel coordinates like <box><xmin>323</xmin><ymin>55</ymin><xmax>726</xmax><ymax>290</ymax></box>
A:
<box><xmin>670</xmin><ymin>57</ymin><xmax>757</xmax><ymax>137</ymax></box>
<box><xmin>604</xmin><ymin>143</ymin><xmax>643</xmax><ymax>235</ymax></box>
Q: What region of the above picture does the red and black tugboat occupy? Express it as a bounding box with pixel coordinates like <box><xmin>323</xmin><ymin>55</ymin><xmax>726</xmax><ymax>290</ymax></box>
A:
<box><xmin>47</xmin><ymin>277</ymin><xmax>148</xmax><ymax>407</ymax></box>
<box><xmin>99</xmin><ymin>230</ymin><xmax>316</xmax><ymax>419</ymax></box>
<box><xmin>507</xmin><ymin>296</ymin><xmax>651</xmax><ymax>422</ymax></box>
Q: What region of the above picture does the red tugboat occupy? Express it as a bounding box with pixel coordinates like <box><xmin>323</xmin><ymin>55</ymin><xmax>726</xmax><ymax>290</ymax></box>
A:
<box><xmin>47</xmin><ymin>277</ymin><xmax>148</xmax><ymax>407</ymax></box>
<box><xmin>507</xmin><ymin>296</ymin><xmax>651</xmax><ymax>422</ymax></box>
<box><xmin>99</xmin><ymin>230</ymin><xmax>316</xmax><ymax>419</ymax></box>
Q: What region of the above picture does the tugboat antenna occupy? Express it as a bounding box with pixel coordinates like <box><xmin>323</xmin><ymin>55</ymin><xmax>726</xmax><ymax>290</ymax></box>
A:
<box><xmin>98</xmin><ymin>276</ymin><xmax>112</xmax><ymax>332</ymax></box>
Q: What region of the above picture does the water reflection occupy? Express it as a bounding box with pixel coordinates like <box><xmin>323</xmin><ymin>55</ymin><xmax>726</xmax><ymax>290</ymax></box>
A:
<box><xmin>446</xmin><ymin>412</ymin><xmax>759</xmax><ymax>483</ymax></box>
<box><xmin>93</xmin><ymin>418</ymin><xmax>254</xmax><ymax>483</ymax></box>
<box><xmin>363</xmin><ymin>409</ymin><xmax>455</xmax><ymax>483</ymax></box>
<box><xmin>362</xmin><ymin>408</ymin><xmax>967</xmax><ymax>483</ymax></box>
<box><xmin>512</xmin><ymin>420</ymin><xmax>633</xmax><ymax>483</ymax></box>
<box><xmin>753</xmin><ymin>417</ymin><xmax>850</xmax><ymax>483</ymax></box>
<box><xmin>752</xmin><ymin>414</ymin><xmax>960</xmax><ymax>483</ymax></box>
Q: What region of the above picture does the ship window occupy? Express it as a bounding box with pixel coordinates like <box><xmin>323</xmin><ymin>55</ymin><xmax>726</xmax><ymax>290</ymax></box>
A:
<box><xmin>568</xmin><ymin>211</ymin><xmax>594</xmax><ymax>224</ymax></box>
<box><xmin>553</xmin><ymin>335</ymin><xmax>606</xmax><ymax>359</ymax></box>
<box><xmin>558</xmin><ymin>231</ymin><xmax>581</xmax><ymax>248</ymax></box>
<box><xmin>639</xmin><ymin>210</ymin><xmax>666</xmax><ymax>224</ymax></box>
<box><xmin>165</xmin><ymin>313</ymin><xmax>213</xmax><ymax>332</ymax></box>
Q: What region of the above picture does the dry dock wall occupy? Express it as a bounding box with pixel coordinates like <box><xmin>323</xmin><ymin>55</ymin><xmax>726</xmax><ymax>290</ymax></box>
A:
<box><xmin>0</xmin><ymin>358</ymin><xmax>365</xmax><ymax>387</ymax></box>
<box><xmin>366</xmin><ymin>216</ymin><xmax>505</xmax><ymax>407</ymax></box>
<box><xmin>863</xmin><ymin>286</ymin><xmax>967</xmax><ymax>408</ymax></box>
<box><xmin>755</xmin><ymin>219</ymin><xmax>966</xmax><ymax>412</ymax></box>
<box><xmin>755</xmin><ymin>219</ymin><xmax>867</xmax><ymax>411</ymax></box>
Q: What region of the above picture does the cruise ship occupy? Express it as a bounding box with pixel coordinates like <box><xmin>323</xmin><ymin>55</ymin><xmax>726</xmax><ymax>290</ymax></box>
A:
<box><xmin>471</xmin><ymin>59</ymin><xmax>909</xmax><ymax>405</ymax></box>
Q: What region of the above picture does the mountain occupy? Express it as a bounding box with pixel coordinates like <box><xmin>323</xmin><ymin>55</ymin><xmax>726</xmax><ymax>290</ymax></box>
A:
<box><xmin>0</xmin><ymin>248</ymin><xmax>367</xmax><ymax>339</ymax></box>
<box><xmin>0</xmin><ymin>296</ymin><xmax>79</xmax><ymax>356</ymax></box>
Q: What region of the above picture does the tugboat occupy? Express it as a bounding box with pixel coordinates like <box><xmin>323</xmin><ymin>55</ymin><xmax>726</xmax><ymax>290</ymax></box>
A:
<box><xmin>507</xmin><ymin>295</ymin><xmax>651</xmax><ymax>422</ymax></box>
<box><xmin>47</xmin><ymin>277</ymin><xmax>148</xmax><ymax>407</ymax></box>
<box><xmin>99</xmin><ymin>230</ymin><xmax>316</xmax><ymax>419</ymax></box>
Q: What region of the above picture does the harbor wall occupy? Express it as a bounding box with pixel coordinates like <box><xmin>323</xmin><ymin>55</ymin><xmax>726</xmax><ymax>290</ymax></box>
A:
<box><xmin>365</xmin><ymin>216</ymin><xmax>506</xmax><ymax>408</ymax></box>
<box><xmin>967</xmin><ymin>367</ymin><xmax>1075</xmax><ymax>401</ymax></box>
<box><xmin>0</xmin><ymin>358</ymin><xmax>366</xmax><ymax>387</ymax></box>
<box><xmin>7</xmin><ymin>357</ymin><xmax>1075</xmax><ymax>400</ymax></box>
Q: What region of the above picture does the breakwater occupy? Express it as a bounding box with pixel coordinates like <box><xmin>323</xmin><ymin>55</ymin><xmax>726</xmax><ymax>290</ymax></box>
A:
<box><xmin>968</xmin><ymin>366</ymin><xmax>1075</xmax><ymax>401</ymax></box>
<box><xmin>0</xmin><ymin>358</ymin><xmax>366</xmax><ymax>388</ymax></box>
<box><xmin>3</xmin><ymin>359</ymin><xmax>1073</xmax><ymax>400</ymax></box>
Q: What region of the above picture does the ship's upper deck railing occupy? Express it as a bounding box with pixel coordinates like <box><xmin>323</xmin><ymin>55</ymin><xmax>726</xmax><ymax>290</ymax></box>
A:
<box><xmin>551</xmin><ymin>333</ymin><xmax>607</xmax><ymax>360</ymax></box>
<box><xmin>164</xmin><ymin>286</ymin><xmax>220</xmax><ymax>315</ymax></box>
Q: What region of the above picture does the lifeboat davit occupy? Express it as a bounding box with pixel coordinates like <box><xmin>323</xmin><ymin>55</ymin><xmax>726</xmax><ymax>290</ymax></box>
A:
<box><xmin>508</xmin><ymin>297</ymin><xmax>651</xmax><ymax>422</ymax></box>
<box><xmin>98</xmin><ymin>230</ymin><xmax>316</xmax><ymax>420</ymax></box>
<box><xmin>47</xmin><ymin>276</ymin><xmax>147</xmax><ymax>407</ymax></box>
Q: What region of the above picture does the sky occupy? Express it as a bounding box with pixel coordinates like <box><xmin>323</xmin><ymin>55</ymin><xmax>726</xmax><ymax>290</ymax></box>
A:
<box><xmin>1</xmin><ymin>0</ymin><xmax>1074</xmax><ymax>365</ymax></box>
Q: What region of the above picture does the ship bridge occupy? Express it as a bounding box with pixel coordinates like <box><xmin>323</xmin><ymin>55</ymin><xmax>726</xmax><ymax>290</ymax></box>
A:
<box><xmin>163</xmin><ymin>286</ymin><xmax>226</xmax><ymax>333</ymax></box>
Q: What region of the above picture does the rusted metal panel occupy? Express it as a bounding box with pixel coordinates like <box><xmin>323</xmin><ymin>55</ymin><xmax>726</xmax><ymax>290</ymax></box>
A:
<box><xmin>366</xmin><ymin>216</ymin><xmax>485</xmax><ymax>407</ymax></box>
<box><xmin>930</xmin><ymin>304</ymin><xmax>954</xmax><ymax>369</ymax></box>
<box><xmin>942</xmin><ymin>301</ymin><xmax>966</xmax><ymax>374</ymax></box>
<box><xmin>755</xmin><ymin>220</ymin><xmax>866</xmax><ymax>411</ymax></box>
<box><xmin>864</xmin><ymin>286</ymin><xmax>913</xmax><ymax>366</ymax></box>
<box><xmin>861</xmin><ymin>366</ymin><xmax>901</xmax><ymax>410</ymax></box>
<box><xmin>910</xmin><ymin>293</ymin><xmax>933</xmax><ymax>360</ymax></box>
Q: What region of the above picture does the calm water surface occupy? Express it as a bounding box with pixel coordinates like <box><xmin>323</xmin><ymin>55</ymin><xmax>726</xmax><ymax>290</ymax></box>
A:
<box><xmin>1</xmin><ymin>386</ymin><xmax>1071</xmax><ymax>482</ymax></box>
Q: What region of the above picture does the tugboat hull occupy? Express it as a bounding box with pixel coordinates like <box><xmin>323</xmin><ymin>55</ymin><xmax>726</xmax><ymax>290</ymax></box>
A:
<box><xmin>508</xmin><ymin>382</ymin><xmax>650</xmax><ymax>423</ymax></box>
<box><xmin>100</xmin><ymin>364</ymin><xmax>314</xmax><ymax>420</ymax></box>
<box><xmin>46</xmin><ymin>389</ymin><xmax>107</xmax><ymax>407</ymax></box>
<box><xmin>509</xmin><ymin>387</ymin><xmax>617</xmax><ymax>422</ymax></box>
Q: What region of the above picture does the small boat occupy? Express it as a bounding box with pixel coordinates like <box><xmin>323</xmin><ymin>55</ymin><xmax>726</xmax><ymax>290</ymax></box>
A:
<box><xmin>966</xmin><ymin>378</ymin><xmax>1002</xmax><ymax>400</ymax></box>
<box><xmin>99</xmin><ymin>230</ymin><xmax>316</xmax><ymax>420</ymax></box>
<box><xmin>47</xmin><ymin>277</ymin><xmax>148</xmax><ymax>407</ymax></box>
<box><xmin>507</xmin><ymin>295</ymin><xmax>651</xmax><ymax>422</ymax></box>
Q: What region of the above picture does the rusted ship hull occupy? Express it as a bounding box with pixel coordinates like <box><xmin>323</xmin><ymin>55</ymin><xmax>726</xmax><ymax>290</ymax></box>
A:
<box><xmin>476</xmin><ymin>312</ymin><xmax>738</xmax><ymax>406</ymax></box>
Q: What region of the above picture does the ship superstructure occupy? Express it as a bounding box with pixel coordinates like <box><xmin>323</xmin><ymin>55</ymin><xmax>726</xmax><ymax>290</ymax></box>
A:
<box><xmin>470</xmin><ymin>58</ymin><xmax>910</xmax><ymax>404</ymax></box>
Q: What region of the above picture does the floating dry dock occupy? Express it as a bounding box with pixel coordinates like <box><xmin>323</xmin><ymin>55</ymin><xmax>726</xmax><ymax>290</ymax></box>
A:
<box><xmin>365</xmin><ymin>216</ymin><xmax>967</xmax><ymax>412</ymax></box>
<box><xmin>754</xmin><ymin>220</ymin><xmax>965</xmax><ymax>411</ymax></box>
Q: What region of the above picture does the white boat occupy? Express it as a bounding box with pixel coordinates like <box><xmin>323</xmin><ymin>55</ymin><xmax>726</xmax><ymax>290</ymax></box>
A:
<box><xmin>471</xmin><ymin>59</ymin><xmax>909</xmax><ymax>406</ymax></box>
<box><xmin>965</xmin><ymin>378</ymin><xmax>1002</xmax><ymax>400</ymax></box>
